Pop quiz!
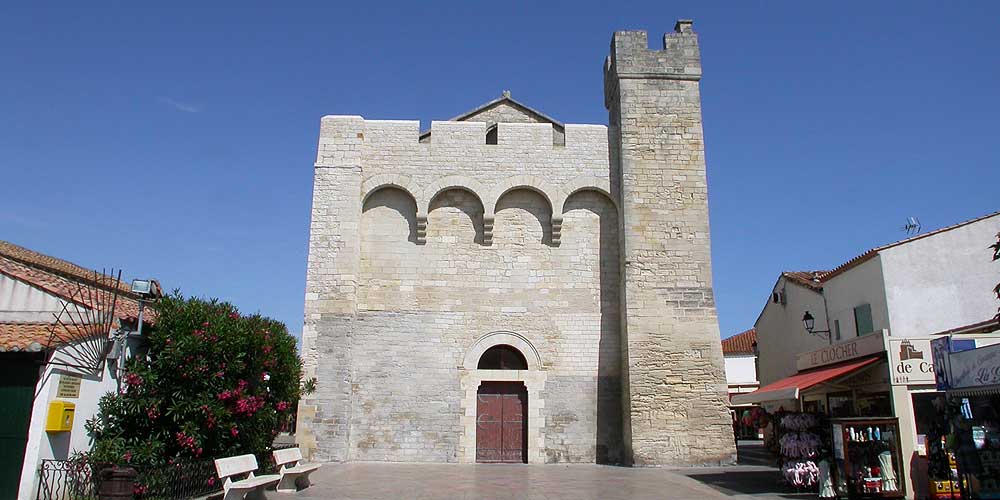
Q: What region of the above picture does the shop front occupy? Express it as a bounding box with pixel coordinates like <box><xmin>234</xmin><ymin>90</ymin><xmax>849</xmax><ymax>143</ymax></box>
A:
<box><xmin>932</xmin><ymin>334</ymin><xmax>1000</xmax><ymax>499</ymax></box>
<box><xmin>735</xmin><ymin>330</ymin><xmax>910</xmax><ymax>497</ymax></box>
<box><xmin>734</xmin><ymin>330</ymin><xmax>979</xmax><ymax>499</ymax></box>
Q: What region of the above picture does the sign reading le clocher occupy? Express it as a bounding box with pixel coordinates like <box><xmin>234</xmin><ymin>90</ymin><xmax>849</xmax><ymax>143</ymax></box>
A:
<box><xmin>797</xmin><ymin>330</ymin><xmax>886</xmax><ymax>372</ymax></box>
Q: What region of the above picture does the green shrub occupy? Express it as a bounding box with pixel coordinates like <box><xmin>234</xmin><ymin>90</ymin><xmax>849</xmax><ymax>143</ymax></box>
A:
<box><xmin>85</xmin><ymin>292</ymin><xmax>306</xmax><ymax>468</ymax></box>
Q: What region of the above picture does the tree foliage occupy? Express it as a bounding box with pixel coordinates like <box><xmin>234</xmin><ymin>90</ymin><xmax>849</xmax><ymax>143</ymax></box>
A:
<box><xmin>85</xmin><ymin>292</ymin><xmax>305</xmax><ymax>467</ymax></box>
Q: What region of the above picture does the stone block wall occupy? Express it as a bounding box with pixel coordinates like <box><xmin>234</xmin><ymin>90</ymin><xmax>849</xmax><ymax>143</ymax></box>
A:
<box><xmin>301</xmin><ymin>19</ymin><xmax>733</xmax><ymax>467</ymax></box>
<box><xmin>301</xmin><ymin>111</ymin><xmax>623</xmax><ymax>463</ymax></box>
<box><xmin>603</xmin><ymin>21</ymin><xmax>736</xmax><ymax>466</ymax></box>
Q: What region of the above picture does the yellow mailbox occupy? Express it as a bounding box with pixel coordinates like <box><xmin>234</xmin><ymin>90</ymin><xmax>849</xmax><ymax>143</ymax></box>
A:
<box><xmin>46</xmin><ymin>400</ymin><xmax>75</xmax><ymax>432</ymax></box>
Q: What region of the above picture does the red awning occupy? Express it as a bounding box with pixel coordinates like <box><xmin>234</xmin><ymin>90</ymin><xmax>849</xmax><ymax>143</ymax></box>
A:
<box><xmin>731</xmin><ymin>355</ymin><xmax>883</xmax><ymax>405</ymax></box>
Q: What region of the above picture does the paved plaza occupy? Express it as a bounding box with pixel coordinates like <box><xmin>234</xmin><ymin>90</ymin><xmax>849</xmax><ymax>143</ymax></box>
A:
<box><xmin>293</xmin><ymin>462</ymin><xmax>807</xmax><ymax>500</ymax></box>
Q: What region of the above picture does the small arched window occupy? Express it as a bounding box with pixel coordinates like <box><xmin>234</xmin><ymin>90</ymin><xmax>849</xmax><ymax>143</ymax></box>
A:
<box><xmin>485</xmin><ymin>125</ymin><xmax>498</xmax><ymax>145</ymax></box>
<box><xmin>477</xmin><ymin>344</ymin><xmax>527</xmax><ymax>370</ymax></box>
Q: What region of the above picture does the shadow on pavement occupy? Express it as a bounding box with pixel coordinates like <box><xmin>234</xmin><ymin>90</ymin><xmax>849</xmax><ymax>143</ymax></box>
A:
<box><xmin>737</xmin><ymin>440</ymin><xmax>775</xmax><ymax>467</ymax></box>
<box><xmin>677</xmin><ymin>441</ymin><xmax>816</xmax><ymax>498</ymax></box>
<box><xmin>684</xmin><ymin>470</ymin><xmax>814</xmax><ymax>498</ymax></box>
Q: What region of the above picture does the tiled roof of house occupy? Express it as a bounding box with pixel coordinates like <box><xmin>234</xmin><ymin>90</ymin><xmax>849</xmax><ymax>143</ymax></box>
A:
<box><xmin>722</xmin><ymin>328</ymin><xmax>757</xmax><ymax>355</ymax></box>
<box><xmin>0</xmin><ymin>323</ymin><xmax>86</xmax><ymax>352</ymax></box>
<box><xmin>0</xmin><ymin>240</ymin><xmax>157</xmax><ymax>351</ymax></box>
<box><xmin>779</xmin><ymin>211</ymin><xmax>1000</xmax><ymax>291</ymax></box>
<box><xmin>0</xmin><ymin>254</ymin><xmax>146</xmax><ymax>321</ymax></box>
<box><xmin>0</xmin><ymin>240</ymin><xmax>134</xmax><ymax>295</ymax></box>
<box><xmin>931</xmin><ymin>317</ymin><xmax>1000</xmax><ymax>336</ymax></box>
<box><xmin>821</xmin><ymin>210</ymin><xmax>1000</xmax><ymax>282</ymax></box>
<box><xmin>781</xmin><ymin>271</ymin><xmax>829</xmax><ymax>291</ymax></box>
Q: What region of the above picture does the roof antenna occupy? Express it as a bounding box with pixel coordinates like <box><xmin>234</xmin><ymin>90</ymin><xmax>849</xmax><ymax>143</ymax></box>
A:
<box><xmin>903</xmin><ymin>216</ymin><xmax>921</xmax><ymax>235</ymax></box>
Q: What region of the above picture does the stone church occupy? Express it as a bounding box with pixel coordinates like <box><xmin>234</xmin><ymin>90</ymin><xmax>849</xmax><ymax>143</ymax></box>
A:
<box><xmin>298</xmin><ymin>20</ymin><xmax>735</xmax><ymax>466</ymax></box>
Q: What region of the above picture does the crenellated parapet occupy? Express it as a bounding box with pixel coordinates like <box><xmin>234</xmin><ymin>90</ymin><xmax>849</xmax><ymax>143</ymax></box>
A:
<box><xmin>332</xmin><ymin>114</ymin><xmax>612</xmax><ymax>247</ymax></box>
<box><xmin>358</xmin><ymin>119</ymin><xmax>607</xmax><ymax>152</ymax></box>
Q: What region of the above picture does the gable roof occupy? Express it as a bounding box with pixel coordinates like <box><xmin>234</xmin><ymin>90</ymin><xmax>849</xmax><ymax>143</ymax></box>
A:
<box><xmin>418</xmin><ymin>91</ymin><xmax>564</xmax><ymax>141</ymax></box>
<box><xmin>0</xmin><ymin>240</ymin><xmax>157</xmax><ymax>351</ymax></box>
<box><xmin>821</xmin><ymin>210</ymin><xmax>1000</xmax><ymax>282</ymax></box>
<box><xmin>0</xmin><ymin>240</ymin><xmax>135</xmax><ymax>295</ymax></box>
<box><xmin>781</xmin><ymin>271</ymin><xmax>828</xmax><ymax>291</ymax></box>
<box><xmin>777</xmin><ymin>211</ymin><xmax>1000</xmax><ymax>292</ymax></box>
<box><xmin>722</xmin><ymin>328</ymin><xmax>757</xmax><ymax>355</ymax></box>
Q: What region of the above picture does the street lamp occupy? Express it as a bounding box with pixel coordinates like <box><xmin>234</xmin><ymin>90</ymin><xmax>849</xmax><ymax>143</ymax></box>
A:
<box><xmin>802</xmin><ymin>311</ymin><xmax>831</xmax><ymax>340</ymax></box>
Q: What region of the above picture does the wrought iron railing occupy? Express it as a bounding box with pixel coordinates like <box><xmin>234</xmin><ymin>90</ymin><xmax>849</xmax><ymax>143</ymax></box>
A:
<box><xmin>132</xmin><ymin>459</ymin><xmax>219</xmax><ymax>499</ymax></box>
<box><xmin>36</xmin><ymin>445</ymin><xmax>298</xmax><ymax>500</ymax></box>
<box><xmin>36</xmin><ymin>459</ymin><xmax>98</xmax><ymax>500</ymax></box>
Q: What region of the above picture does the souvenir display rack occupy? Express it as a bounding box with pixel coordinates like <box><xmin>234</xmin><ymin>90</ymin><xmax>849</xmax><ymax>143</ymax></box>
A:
<box><xmin>925</xmin><ymin>409</ymin><xmax>961</xmax><ymax>500</ymax></box>
<box><xmin>771</xmin><ymin>412</ymin><xmax>830</xmax><ymax>493</ymax></box>
<box><xmin>830</xmin><ymin>417</ymin><xmax>906</xmax><ymax>498</ymax></box>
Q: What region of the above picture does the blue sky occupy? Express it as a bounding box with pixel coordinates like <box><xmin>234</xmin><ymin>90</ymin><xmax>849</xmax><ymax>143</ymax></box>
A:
<box><xmin>2</xmin><ymin>2</ymin><xmax>998</xmax><ymax>340</ymax></box>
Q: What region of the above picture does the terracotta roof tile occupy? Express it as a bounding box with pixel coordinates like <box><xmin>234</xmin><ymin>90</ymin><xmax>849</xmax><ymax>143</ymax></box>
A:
<box><xmin>776</xmin><ymin>211</ymin><xmax>1000</xmax><ymax>293</ymax></box>
<box><xmin>821</xmin><ymin>211</ymin><xmax>1000</xmax><ymax>282</ymax></box>
<box><xmin>722</xmin><ymin>328</ymin><xmax>757</xmax><ymax>355</ymax></box>
<box><xmin>0</xmin><ymin>240</ymin><xmax>134</xmax><ymax>295</ymax></box>
<box><xmin>0</xmin><ymin>323</ymin><xmax>87</xmax><ymax>352</ymax></box>
<box><xmin>0</xmin><ymin>242</ymin><xmax>158</xmax><ymax>351</ymax></box>
<box><xmin>781</xmin><ymin>271</ymin><xmax>829</xmax><ymax>291</ymax></box>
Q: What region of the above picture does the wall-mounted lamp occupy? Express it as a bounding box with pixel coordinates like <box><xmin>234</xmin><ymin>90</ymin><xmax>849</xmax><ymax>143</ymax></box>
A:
<box><xmin>802</xmin><ymin>311</ymin><xmax>831</xmax><ymax>340</ymax></box>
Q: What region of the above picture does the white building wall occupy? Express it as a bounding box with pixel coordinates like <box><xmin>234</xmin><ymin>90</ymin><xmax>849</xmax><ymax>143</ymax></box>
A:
<box><xmin>754</xmin><ymin>277</ymin><xmax>829</xmax><ymax>386</ymax></box>
<box><xmin>17</xmin><ymin>337</ymin><xmax>139</xmax><ymax>500</ymax></box>
<box><xmin>880</xmin><ymin>215</ymin><xmax>1000</xmax><ymax>338</ymax></box>
<box><xmin>724</xmin><ymin>355</ymin><xmax>757</xmax><ymax>385</ymax></box>
<box><xmin>824</xmin><ymin>256</ymin><xmax>890</xmax><ymax>341</ymax></box>
<box><xmin>0</xmin><ymin>274</ymin><xmax>67</xmax><ymax>323</ymax></box>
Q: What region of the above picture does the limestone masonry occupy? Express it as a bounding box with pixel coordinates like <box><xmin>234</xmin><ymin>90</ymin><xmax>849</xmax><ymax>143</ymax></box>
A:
<box><xmin>298</xmin><ymin>20</ymin><xmax>736</xmax><ymax>466</ymax></box>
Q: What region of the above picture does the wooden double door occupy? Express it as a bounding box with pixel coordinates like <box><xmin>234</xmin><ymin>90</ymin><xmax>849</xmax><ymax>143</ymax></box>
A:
<box><xmin>476</xmin><ymin>382</ymin><xmax>527</xmax><ymax>463</ymax></box>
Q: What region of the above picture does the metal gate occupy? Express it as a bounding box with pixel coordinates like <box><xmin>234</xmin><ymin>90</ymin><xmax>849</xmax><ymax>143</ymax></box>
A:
<box><xmin>476</xmin><ymin>382</ymin><xmax>527</xmax><ymax>463</ymax></box>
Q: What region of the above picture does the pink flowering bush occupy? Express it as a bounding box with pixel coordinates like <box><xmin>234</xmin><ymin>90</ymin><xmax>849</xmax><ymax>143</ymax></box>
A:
<box><xmin>84</xmin><ymin>292</ymin><xmax>308</xmax><ymax>467</ymax></box>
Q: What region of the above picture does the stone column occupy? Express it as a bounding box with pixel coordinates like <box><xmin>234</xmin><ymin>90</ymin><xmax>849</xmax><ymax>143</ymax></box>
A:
<box><xmin>297</xmin><ymin>115</ymin><xmax>364</xmax><ymax>461</ymax></box>
<box><xmin>604</xmin><ymin>21</ymin><xmax>736</xmax><ymax>466</ymax></box>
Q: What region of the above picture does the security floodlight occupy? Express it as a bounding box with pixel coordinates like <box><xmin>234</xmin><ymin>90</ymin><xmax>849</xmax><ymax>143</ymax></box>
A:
<box><xmin>131</xmin><ymin>279</ymin><xmax>152</xmax><ymax>296</ymax></box>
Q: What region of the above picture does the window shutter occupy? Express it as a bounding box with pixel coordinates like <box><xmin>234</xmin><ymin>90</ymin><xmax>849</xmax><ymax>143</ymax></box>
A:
<box><xmin>854</xmin><ymin>304</ymin><xmax>874</xmax><ymax>336</ymax></box>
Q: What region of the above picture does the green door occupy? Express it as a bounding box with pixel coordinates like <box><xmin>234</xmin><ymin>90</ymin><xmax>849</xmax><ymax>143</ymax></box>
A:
<box><xmin>0</xmin><ymin>353</ymin><xmax>42</xmax><ymax>496</ymax></box>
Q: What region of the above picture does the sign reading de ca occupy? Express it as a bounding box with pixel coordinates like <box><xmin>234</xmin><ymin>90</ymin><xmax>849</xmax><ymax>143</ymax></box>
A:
<box><xmin>888</xmin><ymin>338</ymin><xmax>936</xmax><ymax>386</ymax></box>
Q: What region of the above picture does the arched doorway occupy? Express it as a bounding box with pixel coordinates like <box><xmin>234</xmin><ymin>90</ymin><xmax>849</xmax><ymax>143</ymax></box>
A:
<box><xmin>476</xmin><ymin>345</ymin><xmax>528</xmax><ymax>463</ymax></box>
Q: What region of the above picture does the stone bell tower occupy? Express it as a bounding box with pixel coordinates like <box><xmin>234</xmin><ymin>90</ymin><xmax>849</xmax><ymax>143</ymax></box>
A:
<box><xmin>604</xmin><ymin>20</ymin><xmax>736</xmax><ymax>466</ymax></box>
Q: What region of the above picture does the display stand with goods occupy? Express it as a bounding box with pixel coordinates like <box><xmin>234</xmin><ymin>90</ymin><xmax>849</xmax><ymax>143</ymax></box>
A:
<box><xmin>771</xmin><ymin>412</ymin><xmax>831</xmax><ymax>494</ymax></box>
<box><xmin>926</xmin><ymin>410</ymin><xmax>962</xmax><ymax>500</ymax></box>
<box><xmin>830</xmin><ymin>417</ymin><xmax>906</xmax><ymax>498</ymax></box>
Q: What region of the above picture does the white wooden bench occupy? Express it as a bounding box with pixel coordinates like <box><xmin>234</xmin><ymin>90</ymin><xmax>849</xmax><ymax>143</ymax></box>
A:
<box><xmin>214</xmin><ymin>454</ymin><xmax>280</xmax><ymax>500</ymax></box>
<box><xmin>272</xmin><ymin>447</ymin><xmax>322</xmax><ymax>493</ymax></box>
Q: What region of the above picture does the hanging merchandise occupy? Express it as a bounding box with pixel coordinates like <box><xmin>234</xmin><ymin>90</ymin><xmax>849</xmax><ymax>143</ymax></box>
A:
<box><xmin>818</xmin><ymin>459</ymin><xmax>836</xmax><ymax>499</ymax></box>
<box><xmin>878</xmin><ymin>451</ymin><xmax>898</xmax><ymax>492</ymax></box>
<box><xmin>771</xmin><ymin>411</ymin><xmax>831</xmax><ymax>493</ymax></box>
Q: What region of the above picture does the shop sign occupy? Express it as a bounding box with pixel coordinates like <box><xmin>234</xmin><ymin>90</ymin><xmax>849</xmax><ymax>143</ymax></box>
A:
<box><xmin>932</xmin><ymin>336</ymin><xmax>977</xmax><ymax>390</ymax></box>
<box><xmin>950</xmin><ymin>342</ymin><xmax>1000</xmax><ymax>389</ymax></box>
<box><xmin>797</xmin><ymin>330</ymin><xmax>886</xmax><ymax>371</ymax></box>
<box><xmin>888</xmin><ymin>338</ymin><xmax>935</xmax><ymax>386</ymax></box>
